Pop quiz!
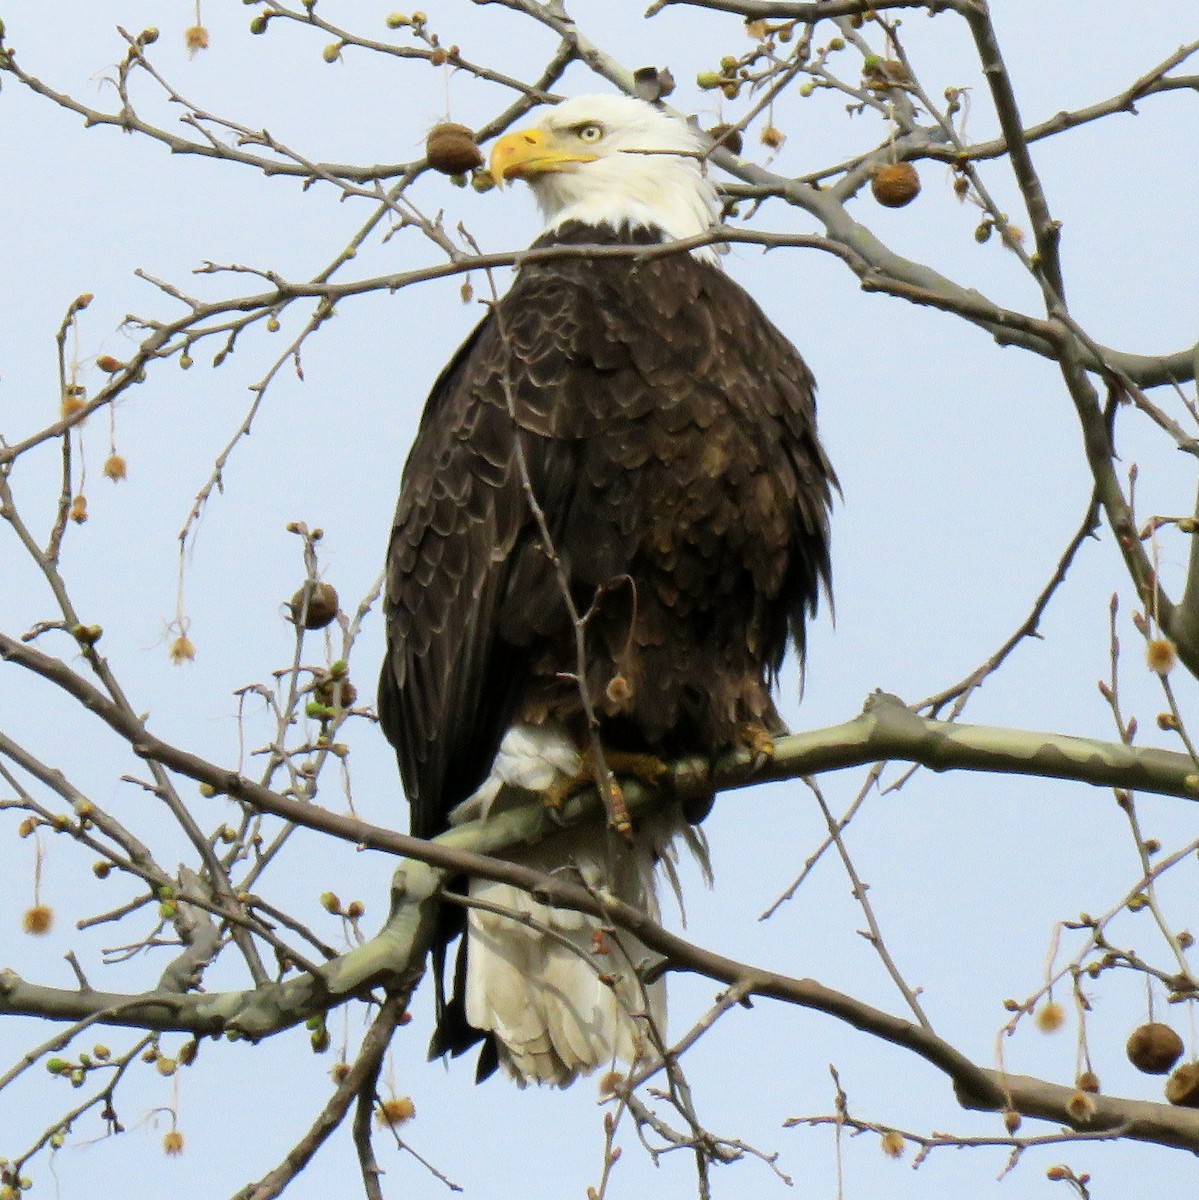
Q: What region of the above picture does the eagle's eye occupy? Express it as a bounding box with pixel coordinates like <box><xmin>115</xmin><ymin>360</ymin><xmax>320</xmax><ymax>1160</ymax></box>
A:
<box><xmin>574</xmin><ymin>123</ymin><xmax>604</xmax><ymax>143</ymax></box>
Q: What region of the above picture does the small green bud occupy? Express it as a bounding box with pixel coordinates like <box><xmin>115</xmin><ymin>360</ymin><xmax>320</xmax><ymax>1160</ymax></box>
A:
<box><xmin>250</xmin><ymin>15</ymin><xmax>269</xmax><ymax>33</ymax></box>
<box><xmin>179</xmin><ymin>353</ymin><xmax>193</xmax><ymax>370</ymax></box>
<box><xmin>385</xmin><ymin>13</ymin><xmax>408</xmax><ymax>29</ymax></box>
<box><xmin>46</xmin><ymin>1057</ymin><xmax>70</xmax><ymax>1075</ymax></box>
<box><xmin>322</xmin><ymin>42</ymin><xmax>342</xmax><ymax>63</ymax></box>
<box><xmin>696</xmin><ymin>71</ymin><xmax>723</xmax><ymax>90</ymax></box>
<box><xmin>266</xmin><ymin>316</ymin><xmax>281</xmax><ymax>332</ymax></box>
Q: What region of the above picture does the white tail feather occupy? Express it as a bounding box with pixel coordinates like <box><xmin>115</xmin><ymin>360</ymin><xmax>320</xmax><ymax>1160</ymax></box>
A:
<box><xmin>464</xmin><ymin>815</ymin><xmax>683</xmax><ymax>1087</ymax></box>
<box><xmin>451</xmin><ymin>724</ymin><xmax>707</xmax><ymax>1087</ymax></box>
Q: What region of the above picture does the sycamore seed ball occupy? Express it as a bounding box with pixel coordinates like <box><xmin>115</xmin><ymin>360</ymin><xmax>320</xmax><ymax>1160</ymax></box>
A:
<box><xmin>706</xmin><ymin>124</ymin><xmax>744</xmax><ymax>156</ymax></box>
<box><xmin>1127</xmin><ymin>1022</ymin><xmax>1184</xmax><ymax>1075</ymax></box>
<box><xmin>1146</xmin><ymin>637</ymin><xmax>1177</xmax><ymax>675</ymax></box>
<box><xmin>871</xmin><ymin>162</ymin><xmax>921</xmax><ymax>208</ymax></box>
<box><xmin>426</xmin><ymin>123</ymin><xmax>483</xmax><ymax>175</ymax></box>
<box><xmin>289</xmin><ymin>581</ymin><xmax>339</xmax><ymax>630</ymax></box>
<box><xmin>1035</xmin><ymin>1000</ymin><xmax>1066</xmax><ymax>1033</ymax></box>
<box><xmin>377</xmin><ymin>1096</ymin><xmax>416</xmax><ymax>1127</ymax></box>
<box><xmin>1165</xmin><ymin>1060</ymin><xmax>1199</xmax><ymax>1107</ymax></box>
<box><xmin>1065</xmin><ymin>1089</ymin><xmax>1096</xmax><ymax>1122</ymax></box>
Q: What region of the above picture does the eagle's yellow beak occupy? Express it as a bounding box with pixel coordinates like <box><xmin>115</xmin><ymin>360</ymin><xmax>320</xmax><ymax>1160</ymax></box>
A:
<box><xmin>490</xmin><ymin>127</ymin><xmax>598</xmax><ymax>185</ymax></box>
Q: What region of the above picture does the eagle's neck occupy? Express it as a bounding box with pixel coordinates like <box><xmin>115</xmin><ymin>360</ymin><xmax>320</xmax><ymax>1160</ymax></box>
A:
<box><xmin>529</xmin><ymin>153</ymin><xmax>721</xmax><ymax>265</ymax></box>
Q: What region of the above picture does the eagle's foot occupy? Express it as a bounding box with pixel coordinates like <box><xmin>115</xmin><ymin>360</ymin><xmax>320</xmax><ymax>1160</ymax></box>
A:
<box><xmin>568</xmin><ymin>747</ymin><xmax>671</xmax><ymax>837</ymax></box>
<box><xmin>541</xmin><ymin>773</ymin><xmax>586</xmax><ymax>812</ymax></box>
<box><xmin>736</xmin><ymin>722</ymin><xmax>776</xmax><ymax>770</ymax></box>
<box><xmin>590</xmin><ymin>748</ymin><xmax>670</xmax><ymax>789</ymax></box>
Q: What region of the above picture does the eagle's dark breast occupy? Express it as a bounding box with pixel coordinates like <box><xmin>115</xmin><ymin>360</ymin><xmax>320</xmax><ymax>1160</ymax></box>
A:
<box><xmin>379</xmin><ymin>221</ymin><xmax>834</xmax><ymax>845</ymax></box>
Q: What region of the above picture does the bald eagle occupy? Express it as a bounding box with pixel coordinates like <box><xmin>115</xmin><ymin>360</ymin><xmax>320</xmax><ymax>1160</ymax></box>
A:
<box><xmin>379</xmin><ymin>95</ymin><xmax>834</xmax><ymax>1086</ymax></box>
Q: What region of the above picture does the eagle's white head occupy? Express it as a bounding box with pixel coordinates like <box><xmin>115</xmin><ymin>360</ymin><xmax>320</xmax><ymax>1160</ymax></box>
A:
<box><xmin>489</xmin><ymin>94</ymin><xmax>720</xmax><ymax>261</ymax></box>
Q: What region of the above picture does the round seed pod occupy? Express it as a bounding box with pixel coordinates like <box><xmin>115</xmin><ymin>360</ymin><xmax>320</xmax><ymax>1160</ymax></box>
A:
<box><xmin>426</xmin><ymin>123</ymin><xmax>483</xmax><ymax>175</ymax></box>
<box><xmin>289</xmin><ymin>582</ymin><xmax>339</xmax><ymax>630</ymax></box>
<box><xmin>871</xmin><ymin>161</ymin><xmax>920</xmax><ymax>208</ymax></box>
<box><xmin>1127</xmin><ymin>1022</ymin><xmax>1184</xmax><ymax>1075</ymax></box>
<box><xmin>1165</xmin><ymin>1061</ymin><xmax>1199</xmax><ymax>1107</ymax></box>
<box><xmin>706</xmin><ymin>123</ymin><xmax>743</xmax><ymax>156</ymax></box>
<box><xmin>314</xmin><ymin>675</ymin><xmax>358</xmax><ymax>709</ymax></box>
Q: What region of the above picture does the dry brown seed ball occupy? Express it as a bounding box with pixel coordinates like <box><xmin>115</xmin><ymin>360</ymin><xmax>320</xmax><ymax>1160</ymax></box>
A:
<box><xmin>289</xmin><ymin>582</ymin><xmax>339</xmax><ymax>630</ymax></box>
<box><xmin>1165</xmin><ymin>1060</ymin><xmax>1199</xmax><ymax>1106</ymax></box>
<box><xmin>706</xmin><ymin>124</ymin><xmax>743</xmax><ymax>156</ymax></box>
<box><xmin>871</xmin><ymin>162</ymin><xmax>920</xmax><ymax>208</ymax></box>
<box><xmin>1127</xmin><ymin>1022</ymin><xmax>1184</xmax><ymax>1075</ymax></box>
<box><xmin>426</xmin><ymin>123</ymin><xmax>483</xmax><ymax>175</ymax></box>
